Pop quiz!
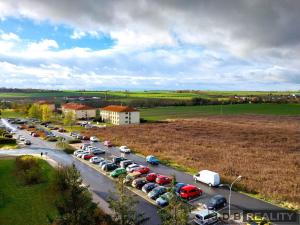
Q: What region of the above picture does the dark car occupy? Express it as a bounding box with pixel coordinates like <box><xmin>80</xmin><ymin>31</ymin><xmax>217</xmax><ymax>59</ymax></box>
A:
<box><xmin>24</xmin><ymin>140</ymin><xmax>31</xmax><ymax>145</ymax></box>
<box><xmin>132</xmin><ymin>178</ymin><xmax>148</xmax><ymax>189</ymax></box>
<box><xmin>207</xmin><ymin>195</ymin><xmax>227</xmax><ymax>210</ymax></box>
<box><xmin>142</xmin><ymin>182</ymin><xmax>159</xmax><ymax>193</ymax></box>
<box><xmin>102</xmin><ymin>163</ymin><xmax>118</xmax><ymax>172</ymax></box>
<box><xmin>112</xmin><ymin>156</ymin><xmax>127</xmax><ymax>165</ymax></box>
<box><xmin>148</xmin><ymin>186</ymin><xmax>167</xmax><ymax>200</ymax></box>
<box><xmin>175</xmin><ymin>182</ymin><xmax>187</xmax><ymax>193</ymax></box>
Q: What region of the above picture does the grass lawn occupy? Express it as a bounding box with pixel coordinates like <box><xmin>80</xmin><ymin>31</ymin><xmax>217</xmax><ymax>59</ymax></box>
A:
<box><xmin>0</xmin><ymin>158</ymin><xmax>58</xmax><ymax>225</ymax></box>
<box><xmin>0</xmin><ymin>109</ymin><xmax>26</xmax><ymax>118</ymax></box>
<box><xmin>140</xmin><ymin>103</ymin><xmax>300</xmax><ymax>121</ymax></box>
<box><xmin>0</xmin><ymin>143</ymin><xmax>19</xmax><ymax>150</ymax></box>
<box><xmin>63</xmin><ymin>125</ymin><xmax>86</xmax><ymax>132</ymax></box>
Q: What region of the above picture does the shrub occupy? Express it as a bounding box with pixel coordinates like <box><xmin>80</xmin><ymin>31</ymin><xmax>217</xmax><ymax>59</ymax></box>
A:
<box><xmin>0</xmin><ymin>137</ymin><xmax>16</xmax><ymax>144</ymax></box>
<box><xmin>3</xmin><ymin>134</ymin><xmax>13</xmax><ymax>138</ymax></box>
<box><xmin>47</xmin><ymin>137</ymin><xmax>58</xmax><ymax>142</ymax></box>
<box><xmin>63</xmin><ymin>145</ymin><xmax>76</xmax><ymax>154</ymax></box>
<box><xmin>68</xmin><ymin>139</ymin><xmax>82</xmax><ymax>144</ymax></box>
<box><xmin>15</xmin><ymin>155</ymin><xmax>44</xmax><ymax>185</ymax></box>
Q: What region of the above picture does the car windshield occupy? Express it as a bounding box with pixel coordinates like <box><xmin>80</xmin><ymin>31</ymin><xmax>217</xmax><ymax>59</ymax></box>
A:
<box><xmin>209</xmin><ymin>198</ymin><xmax>218</xmax><ymax>204</ymax></box>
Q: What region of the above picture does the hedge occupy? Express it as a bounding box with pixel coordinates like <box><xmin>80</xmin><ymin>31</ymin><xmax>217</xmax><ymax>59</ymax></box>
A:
<box><xmin>68</xmin><ymin>139</ymin><xmax>82</xmax><ymax>144</ymax></box>
<box><xmin>0</xmin><ymin>137</ymin><xmax>16</xmax><ymax>144</ymax></box>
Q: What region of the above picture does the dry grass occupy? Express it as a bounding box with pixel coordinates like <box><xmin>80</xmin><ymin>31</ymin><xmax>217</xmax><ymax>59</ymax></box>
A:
<box><xmin>82</xmin><ymin>115</ymin><xmax>300</xmax><ymax>209</ymax></box>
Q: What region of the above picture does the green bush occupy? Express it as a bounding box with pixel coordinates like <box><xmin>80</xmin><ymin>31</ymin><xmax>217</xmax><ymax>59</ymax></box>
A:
<box><xmin>3</xmin><ymin>134</ymin><xmax>13</xmax><ymax>138</ymax></box>
<box><xmin>68</xmin><ymin>139</ymin><xmax>82</xmax><ymax>144</ymax></box>
<box><xmin>46</xmin><ymin>137</ymin><xmax>58</xmax><ymax>142</ymax></box>
<box><xmin>0</xmin><ymin>137</ymin><xmax>16</xmax><ymax>144</ymax></box>
<box><xmin>15</xmin><ymin>155</ymin><xmax>44</xmax><ymax>185</ymax></box>
<box><xmin>63</xmin><ymin>145</ymin><xmax>76</xmax><ymax>154</ymax></box>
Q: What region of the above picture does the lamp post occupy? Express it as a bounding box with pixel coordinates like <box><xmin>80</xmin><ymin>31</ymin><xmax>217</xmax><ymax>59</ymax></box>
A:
<box><xmin>220</xmin><ymin>175</ymin><xmax>242</xmax><ymax>217</ymax></box>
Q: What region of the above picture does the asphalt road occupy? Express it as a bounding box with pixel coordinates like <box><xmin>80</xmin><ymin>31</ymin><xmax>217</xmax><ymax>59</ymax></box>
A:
<box><xmin>1</xmin><ymin>118</ymin><xmax>299</xmax><ymax>225</ymax></box>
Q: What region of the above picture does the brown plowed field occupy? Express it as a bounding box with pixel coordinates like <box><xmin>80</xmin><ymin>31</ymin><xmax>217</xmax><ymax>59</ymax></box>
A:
<box><xmin>83</xmin><ymin>115</ymin><xmax>300</xmax><ymax>208</ymax></box>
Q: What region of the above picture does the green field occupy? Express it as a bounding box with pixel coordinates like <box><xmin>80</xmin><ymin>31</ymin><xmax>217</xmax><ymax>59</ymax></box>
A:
<box><xmin>0</xmin><ymin>158</ymin><xmax>58</xmax><ymax>225</ymax></box>
<box><xmin>0</xmin><ymin>109</ymin><xmax>25</xmax><ymax>118</ymax></box>
<box><xmin>0</xmin><ymin>90</ymin><xmax>298</xmax><ymax>100</ymax></box>
<box><xmin>140</xmin><ymin>103</ymin><xmax>300</xmax><ymax>120</ymax></box>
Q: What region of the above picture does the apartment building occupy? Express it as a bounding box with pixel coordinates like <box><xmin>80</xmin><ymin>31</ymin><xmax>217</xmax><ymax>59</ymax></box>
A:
<box><xmin>61</xmin><ymin>103</ymin><xmax>96</xmax><ymax>119</ymax></box>
<box><xmin>100</xmin><ymin>105</ymin><xmax>140</xmax><ymax>125</ymax></box>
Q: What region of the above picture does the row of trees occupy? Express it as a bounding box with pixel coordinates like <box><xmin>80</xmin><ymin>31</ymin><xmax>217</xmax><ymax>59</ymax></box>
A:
<box><xmin>52</xmin><ymin>165</ymin><xmax>191</xmax><ymax>225</ymax></box>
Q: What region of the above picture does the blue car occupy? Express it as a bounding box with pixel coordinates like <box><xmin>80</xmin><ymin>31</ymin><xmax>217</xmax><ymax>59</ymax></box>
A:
<box><xmin>175</xmin><ymin>182</ymin><xmax>187</xmax><ymax>194</ymax></box>
<box><xmin>146</xmin><ymin>155</ymin><xmax>159</xmax><ymax>165</ymax></box>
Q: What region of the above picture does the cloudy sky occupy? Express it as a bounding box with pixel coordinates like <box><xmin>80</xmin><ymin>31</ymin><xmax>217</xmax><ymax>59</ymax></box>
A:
<box><xmin>0</xmin><ymin>0</ymin><xmax>299</xmax><ymax>90</ymax></box>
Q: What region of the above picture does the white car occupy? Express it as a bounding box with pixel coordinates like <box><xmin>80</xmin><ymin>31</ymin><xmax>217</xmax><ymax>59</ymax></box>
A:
<box><xmin>77</xmin><ymin>151</ymin><xmax>89</xmax><ymax>158</ymax></box>
<box><xmin>73</xmin><ymin>150</ymin><xmax>84</xmax><ymax>156</ymax></box>
<box><xmin>126</xmin><ymin>164</ymin><xmax>141</xmax><ymax>172</ymax></box>
<box><xmin>120</xmin><ymin>146</ymin><xmax>131</xmax><ymax>153</ymax></box>
<box><xmin>19</xmin><ymin>136</ymin><xmax>26</xmax><ymax>141</ymax></box>
<box><xmin>90</xmin><ymin>136</ymin><xmax>99</xmax><ymax>142</ymax></box>
<box><xmin>89</xmin><ymin>156</ymin><xmax>102</xmax><ymax>164</ymax></box>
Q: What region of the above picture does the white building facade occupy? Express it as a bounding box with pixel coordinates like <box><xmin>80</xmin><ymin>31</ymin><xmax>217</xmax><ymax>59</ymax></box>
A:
<box><xmin>62</xmin><ymin>103</ymin><xmax>96</xmax><ymax>119</ymax></box>
<box><xmin>100</xmin><ymin>105</ymin><xmax>140</xmax><ymax>125</ymax></box>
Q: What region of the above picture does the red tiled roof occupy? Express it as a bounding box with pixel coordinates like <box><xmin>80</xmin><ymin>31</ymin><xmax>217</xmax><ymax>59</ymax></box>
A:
<box><xmin>101</xmin><ymin>105</ymin><xmax>139</xmax><ymax>112</ymax></box>
<box><xmin>62</xmin><ymin>103</ymin><xmax>94</xmax><ymax>110</ymax></box>
<box><xmin>35</xmin><ymin>100</ymin><xmax>54</xmax><ymax>105</ymax></box>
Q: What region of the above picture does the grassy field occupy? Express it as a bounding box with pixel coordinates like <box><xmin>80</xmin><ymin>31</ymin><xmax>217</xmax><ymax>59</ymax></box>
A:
<box><xmin>0</xmin><ymin>157</ymin><xmax>58</xmax><ymax>225</ymax></box>
<box><xmin>0</xmin><ymin>109</ymin><xmax>26</xmax><ymax>118</ymax></box>
<box><xmin>0</xmin><ymin>143</ymin><xmax>18</xmax><ymax>150</ymax></box>
<box><xmin>83</xmin><ymin>115</ymin><xmax>300</xmax><ymax>210</ymax></box>
<box><xmin>0</xmin><ymin>90</ymin><xmax>298</xmax><ymax>100</ymax></box>
<box><xmin>140</xmin><ymin>103</ymin><xmax>300</xmax><ymax>120</ymax></box>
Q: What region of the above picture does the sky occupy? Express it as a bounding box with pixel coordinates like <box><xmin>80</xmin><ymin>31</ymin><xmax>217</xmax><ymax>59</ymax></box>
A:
<box><xmin>0</xmin><ymin>0</ymin><xmax>299</xmax><ymax>91</ymax></box>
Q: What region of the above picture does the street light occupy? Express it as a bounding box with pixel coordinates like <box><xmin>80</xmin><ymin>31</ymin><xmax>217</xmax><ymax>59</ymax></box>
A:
<box><xmin>220</xmin><ymin>175</ymin><xmax>242</xmax><ymax>217</ymax></box>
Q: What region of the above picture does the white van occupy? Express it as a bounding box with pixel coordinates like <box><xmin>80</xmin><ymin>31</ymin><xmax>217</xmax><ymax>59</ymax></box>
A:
<box><xmin>193</xmin><ymin>170</ymin><xmax>220</xmax><ymax>187</ymax></box>
<box><xmin>193</xmin><ymin>209</ymin><xmax>218</xmax><ymax>225</ymax></box>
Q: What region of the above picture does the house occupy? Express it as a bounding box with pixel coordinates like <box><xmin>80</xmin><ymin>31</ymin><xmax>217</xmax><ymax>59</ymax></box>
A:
<box><xmin>100</xmin><ymin>105</ymin><xmax>140</xmax><ymax>125</ymax></box>
<box><xmin>62</xmin><ymin>103</ymin><xmax>96</xmax><ymax>119</ymax></box>
<box><xmin>35</xmin><ymin>101</ymin><xmax>55</xmax><ymax>111</ymax></box>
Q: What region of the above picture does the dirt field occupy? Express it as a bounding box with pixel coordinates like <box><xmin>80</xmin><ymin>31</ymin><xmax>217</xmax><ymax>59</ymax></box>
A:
<box><xmin>83</xmin><ymin>115</ymin><xmax>300</xmax><ymax>209</ymax></box>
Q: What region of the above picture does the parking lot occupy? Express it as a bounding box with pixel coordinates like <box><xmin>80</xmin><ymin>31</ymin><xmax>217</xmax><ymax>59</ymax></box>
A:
<box><xmin>2</xmin><ymin>117</ymin><xmax>298</xmax><ymax>225</ymax></box>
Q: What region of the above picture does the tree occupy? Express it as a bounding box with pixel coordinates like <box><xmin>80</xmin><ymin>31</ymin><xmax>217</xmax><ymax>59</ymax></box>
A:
<box><xmin>63</xmin><ymin>111</ymin><xmax>75</xmax><ymax>126</ymax></box>
<box><xmin>108</xmin><ymin>176</ymin><xmax>149</xmax><ymax>225</ymax></box>
<box><xmin>41</xmin><ymin>104</ymin><xmax>53</xmax><ymax>122</ymax></box>
<box><xmin>52</xmin><ymin>164</ymin><xmax>114</xmax><ymax>225</ymax></box>
<box><xmin>158</xmin><ymin>176</ymin><xmax>191</xmax><ymax>225</ymax></box>
<box><xmin>28</xmin><ymin>104</ymin><xmax>41</xmax><ymax>119</ymax></box>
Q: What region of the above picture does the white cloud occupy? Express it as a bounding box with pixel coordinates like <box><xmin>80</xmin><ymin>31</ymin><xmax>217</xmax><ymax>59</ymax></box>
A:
<box><xmin>27</xmin><ymin>39</ymin><xmax>59</xmax><ymax>52</ymax></box>
<box><xmin>0</xmin><ymin>32</ymin><xmax>20</xmax><ymax>41</ymax></box>
<box><xmin>70</xmin><ymin>30</ymin><xmax>86</xmax><ymax>39</ymax></box>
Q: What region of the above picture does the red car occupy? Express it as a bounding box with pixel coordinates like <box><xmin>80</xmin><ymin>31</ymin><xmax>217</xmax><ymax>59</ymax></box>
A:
<box><xmin>83</xmin><ymin>154</ymin><xmax>94</xmax><ymax>160</ymax></box>
<box><xmin>155</xmin><ymin>175</ymin><xmax>172</xmax><ymax>185</ymax></box>
<box><xmin>81</xmin><ymin>136</ymin><xmax>90</xmax><ymax>140</ymax></box>
<box><xmin>132</xmin><ymin>166</ymin><xmax>150</xmax><ymax>174</ymax></box>
<box><xmin>146</xmin><ymin>173</ymin><xmax>158</xmax><ymax>182</ymax></box>
<box><xmin>179</xmin><ymin>185</ymin><xmax>202</xmax><ymax>200</ymax></box>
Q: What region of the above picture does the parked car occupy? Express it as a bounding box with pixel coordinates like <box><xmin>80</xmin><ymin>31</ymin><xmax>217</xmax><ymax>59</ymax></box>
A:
<box><xmin>19</xmin><ymin>136</ymin><xmax>26</xmax><ymax>141</ymax></box>
<box><xmin>89</xmin><ymin>156</ymin><xmax>103</xmax><ymax>164</ymax></box>
<box><xmin>179</xmin><ymin>185</ymin><xmax>202</xmax><ymax>200</ymax></box>
<box><xmin>74</xmin><ymin>150</ymin><xmax>84</xmax><ymax>156</ymax></box>
<box><xmin>119</xmin><ymin>146</ymin><xmax>131</xmax><ymax>153</ymax></box>
<box><xmin>77</xmin><ymin>151</ymin><xmax>89</xmax><ymax>158</ymax></box>
<box><xmin>102</xmin><ymin>163</ymin><xmax>118</xmax><ymax>172</ymax></box>
<box><xmin>175</xmin><ymin>182</ymin><xmax>188</xmax><ymax>194</ymax></box>
<box><xmin>112</xmin><ymin>156</ymin><xmax>127</xmax><ymax>165</ymax></box>
<box><xmin>110</xmin><ymin>168</ymin><xmax>127</xmax><ymax>178</ymax></box>
<box><xmin>91</xmin><ymin>148</ymin><xmax>105</xmax><ymax>155</ymax></box>
<box><xmin>132</xmin><ymin>178</ymin><xmax>148</xmax><ymax>189</ymax></box>
<box><xmin>126</xmin><ymin>164</ymin><xmax>141</xmax><ymax>172</ymax></box>
<box><xmin>206</xmin><ymin>195</ymin><xmax>227</xmax><ymax>210</ymax></box>
<box><xmin>124</xmin><ymin>172</ymin><xmax>142</xmax><ymax>185</ymax></box>
<box><xmin>120</xmin><ymin>160</ymin><xmax>134</xmax><ymax>168</ymax></box>
<box><xmin>81</xmin><ymin>135</ymin><xmax>90</xmax><ymax>140</ymax></box>
<box><xmin>156</xmin><ymin>192</ymin><xmax>173</xmax><ymax>207</ymax></box>
<box><xmin>146</xmin><ymin>155</ymin><xmax>159</xmax><ymax>165</ymax></box>
<box><xmin>148</xmin><ymin>186</ymin><xmax>167</xmax><ymax>200</ymax></box>
<box><xmin>146</xmin><ymin>173</ymin><xmax>158</xmax><ymax>182</ymax></box>
<box><xmin>99</xmin><ymin>160</ymin><xmax>113</xmax><ymax>167</ymax></box>
<box><xmin>24</xmin><ymin>140</ymin><xmax>31</xmax><ymax>145</ymax></box>
<box><xmin>132</xmin><ymin>166</ymin><xmax>150</xmax><ymax>174</ymax></box>
<box><xmin>90</xmin><ymin>136</ymin><xmax>99</xmax><ymax>142</ymax></box>
<box><xmin>82</xmin><ymin>154</ymin><xmax>94</xmax><ymax>160</ymax></box>
<box><xmin>81</xmin><ymin>143</ymin><xmax>91</xmax><ymax>149</ymax></box>
<box><xmin>104</xmin><ymin>140</ymin><xmax>113</xmax><ymax>147</ymax></box>
<box><xmin>193</xmin><ymin>209</ymin><xmax>218</xmax><ymax>225</ymax></box>
<box><xmin>70</xmin><ymin>132</ymin><xmax>79</xmax><ymax>137</ymax></box>
<box><xmin>193</xmin><ymin>170</ymin><xmax>220</xmax><ymax>187</ymax></box>
<box><xmin>156</xmin><ymin>175</ymin><xmax>172</xmax><ymax>185</ymax></box>
<box><xmin>142</xmin><ymin>182</ymin><xmax>159</xmax><ymax>193</ymax></box>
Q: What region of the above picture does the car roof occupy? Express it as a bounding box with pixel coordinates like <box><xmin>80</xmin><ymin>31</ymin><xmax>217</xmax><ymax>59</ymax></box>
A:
<box><xmin>212</xmin><ymin>195</ymin><xmax>225</xmax><ymax>200</ymax></box>
<box><xmin>195</xmin><ymin>209</ymin><xmax>216</xmax><ymax>217</ymax></box>
<box><xmin>181</xmin><ymin>185</ymin><xmax>198</xmax><ymax>190</ymax></box>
